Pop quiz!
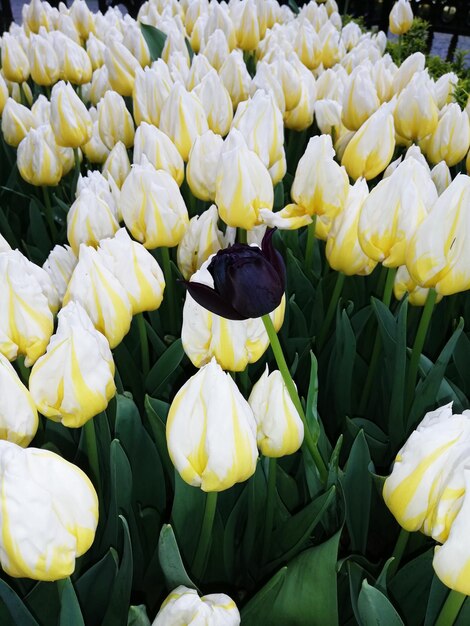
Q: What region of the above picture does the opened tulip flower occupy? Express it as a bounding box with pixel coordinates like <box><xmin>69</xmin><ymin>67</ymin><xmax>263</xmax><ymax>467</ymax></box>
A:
<box><xmin>67</xmin><ymin>187</ymin><xmax>120</xmax><ymax>254</ymax></box>
<box><xmin>153</xmin><ymin>586</ymin><xmax>240</xmax><ymax>625</ymax></box>
<box><xmin>0</xmin><ymin>353</ymin><xmax>38</xmax><ymax>447</ymax></box>
<box><xmin>43</xmin><ymin>244</ymin><xmax>78</xmax><ymax>303</ymax></box>
<box><xmin>394</xmin><ymin>265</ymin><xmax>443</xmax><ymax>307</ymax></box>
<box><xmin>50</xmin><ymin>81</ymin><xmax>92</xmax><ymax>148</ymax></box>
<box><xmin>97</xmin><ymin>91</ymin><xmax>135</xmax><ymax>150</ymax></box>
<box><xmin>389</xmin><ymin>0</ymin><xmax>413</xmax><ymax>35</ymax></box>
<box><xmin>0</xmin><ymin>440</ymin><xmax>98</xmax><ymax>580</ymax></box>
<box><xmin>167</xmin><ymin>358</ymin><xmax>258</xmax><ymax>491</ymax></box>
<box><xmin>133</xmin><ymin>122</ymin><xmax>184</xmax><ymax>186</ymax></box>
<box><xmin>17</xmin><ymin>124</ymin><xmax>63</xmax><ymax>187</ymax></box>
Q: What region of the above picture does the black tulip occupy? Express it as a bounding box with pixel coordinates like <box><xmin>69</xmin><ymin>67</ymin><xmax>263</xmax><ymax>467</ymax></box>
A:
<box><xmin>184</xmin><ymin>229</ymin><xmax>286</xmax><ymax>320</ymax></box>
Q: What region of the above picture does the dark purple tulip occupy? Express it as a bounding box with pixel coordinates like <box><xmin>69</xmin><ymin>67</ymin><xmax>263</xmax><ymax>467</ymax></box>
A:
<box><xmin>184</xmin><ymin>229</ymin><xmax>286</xmax><ymax>320</ymax></box>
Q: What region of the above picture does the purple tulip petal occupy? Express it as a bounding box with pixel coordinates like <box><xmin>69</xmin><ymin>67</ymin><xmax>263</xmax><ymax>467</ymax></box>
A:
<box><xmin>184</xmin><ymin>281</ymin><xmax>246</xmax><ymax>320</ymax></box>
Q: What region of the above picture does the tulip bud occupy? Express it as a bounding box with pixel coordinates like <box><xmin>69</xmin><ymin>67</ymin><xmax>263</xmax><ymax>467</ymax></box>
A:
<box><xmin>119</xmin><ymin>161</ymin><xmax>189</xmax><ymax>249</ymax></box>
<box><xmin>248</xmin><ymin>366</ymin><xmax>304</xmax><ymax>457</ymax></box>
<box><xmin>406</xmin><ymin>174</ymin><xmax>470</xmax><ymax>295</ymax></box>
<box><xmin>88</xmin><ymin>66</ymin><xmax>111</xmax><ymax>105</ymax></box>
<box><xmin>315</xmin><ymin>99</ymin><xmax>342</xmax><ymax>135</ymax></box>
<box><xmin>270</xmin><ymin>51</ymin><xmax>302</xmax><ymax>112</ymax></box>
<box><xmin>1</xmin><ymin>98</ymin><xmax>36</xmax><ymax>147</ymax></box>
<box><xmin>394</xmin><ymin>265</ymin><xmax>443</xmax><ymax>307</ymax></box>
<box><xmin>219</xmin><ymin>49</ymin><xmax>251</xmax><ymax>108</ymax></box>
<box><xmin>82</xmin><ymin>121</ymin><xmax>110</xmax><ymax>164</ymax></box>
<box><xmin>0</xmin><ymin>74</ymin><xmax>8</xmax><ymax>116</ymax></box>
<box><xmin>162</xmin><ymin>29</ymin><xmax>190</xmax><ymax>66</ymax></box>
<box><xmin>0</xmin><ymin>440</ymin><xmax>98</xmax><ymax>580</ymax></box>
<box><xmin>28</xmin><ymin>32</ymin><xmax>60</xmax><ymax>86</ymax></box>
<box><xmin>97</xmin><ymin>228</ymin><xmax>165</xmax><ymax>314</ymax></box>
<box><xmin>50</xmin><ymin>31</ymin><xmax>93</xmax><ymax>85</ymax></box>
<box><xmin>341</xmin><ymin>66</ymin><xmax>380</xmax><ymax>131</ymax></box>
<box><xmin>43</xmin><ymin>244</ymin><xmax>77</xmax><ymax>303</ymax></box>
<box><xmin>102</xmin><ymin>141</ymin><xmax>131</xmax><ymax>188</ymax></box>
<box><xmin>341</xmin><ymin>21</ymin><xmax>361</xmax><ymax>51</ymax></box>
<box><xmin>167</xmin><ymin>358</ymin><xmax>258</xmax><ymax>491</ymax></box>
<box><xmin>392</xmin><ymin>51</ymin><xmax>425</xmax><ymax>94</ymax></box>
<box><xmin>154</xmin><ymin>586</ymin><xmax>240</xmax><ymax>626</ymax></box>
<box><xmin>1</xmin><ymin>34</ymin><xmax>30</xmax><ymax>83</ymax></box>
<box><xmin>97</xmin><ymin>91</ymin><xmax>134</xmax><ymax>150</ymax></box>
<box><xmin>435</xmin><ymin>72</ymin><xmax>458</xmax><ymax>109</ymax></box>
<box><xmin>389</xmin><ymin>0</ymin><xmax>413</xmax><ymax>35</ymax></box>
<box><xmin>86</xmin><ymin>33</ymin><xmax>106</xmax><ymax>70</ymax></box>
<box><xmin>122</xmin><ymin>20</ymin><xmax>151</xmax><ymax>68</ymax></box>
<box><xmin>294</xmin><ymin>20</ymin><xmax>322</xmax><ymax>70</ymax></box>
<box><xmin>69</xmin><ymin>0</ymin><xmax>95</xmax><ymax>40</ymax></box>
<box><xmin>17</xmin><ymin>124</ymin><xmax>63</xmax><ymax>187</ymax></box>
<box><xmin>133</xmin><ymin>63</ymin><xmax>173</xmax><ymax>127</ymax></box>
<box><xmin>383</xmin><ymin>403</ymin><xmax>470</xmax><ymax>543</ymax></box>
<box><xmin>431</xmin><ymin>161</ymin><xmax>452</xmax><ymax>195</ymax></box>
<box><xmin>422</xmin><ymin>104</ymin><xmax>470</xmax><ymax>167</ymax></box>
<box><xmin>186</xmin><ymin>130</ymin><xmax>224</xmax><ymax>201</ymax></box>
<box><xmin>186</xmin><ymin>54</ymin><xmax>213</xmax><ymax>91</ymax></box>
<box><xmin>185</xmin><ymin>0</ymin><xmax>208</xmax><ymax>35</ymax></box>
<box><xmin>232</xmin><ymin>0</ymin><xmax>260</xmax><ymax>51</ymax></box>
<box><xmin>250</xmin><ymin>60</ymin><xmax>285</xmax><ymax>115</ymax></box>
<box><xmin>0</xmin><ymin>353</ymin><xmax>38</xmax><ymax>446</ymax></box>
<box><xmin>283</xmin><ymin>60</ymin><xmax>317</xmax><ymax>131</ymax></box>
<box><xmin>63</xmin><ymin>245</ymin><xmax>132</xmax><ymax>348</ymax></box>
<box><xmin>23</xmin><ymin>0</ymin><xmax>50</xmax><ymax>33</ymax></box>
<box><xmin>193</xmin><ymin>69</ymin><xmax>233</xmax><ymax>136</ymax></box>
<box><xmin>342</xmin><ymin>102</ymin><xmax>396</xmax><ymax>180</ymax></box>
<box><xmin>133</xmin><ymin>122</ymin><xmax>184</xmax><ymax>186</ymax></box>
<box><xmin>393</xmin><ymin>71</ymin><xmax>439</xmax><ymax>141</ymax></box>
<box><xmin>67</xmin><ymin>188</ymin><xmax>120</xmax><ymax>254</ymax></box>
<box><xmin>205</xmin><ymin>3</ymin><xmax>237</xmax><ymax>50</ymax></box>
<box><xmin>104</xmin><ymin>38</ymin><xmax>140</xmax><ymax>97</ymax></box>
<box><xmin>320</xmin><ymin>22</ymin><xmax>345</xmax><ymax>68</ymax></box>
<box><xmin>50</xmin><ymin>81</ymin><xmax>92</xmax><ymax>148</ymax></box>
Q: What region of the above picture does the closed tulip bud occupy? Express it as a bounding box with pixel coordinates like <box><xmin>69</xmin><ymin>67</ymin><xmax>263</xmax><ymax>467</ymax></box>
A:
<box><xmin>205</xmin><ymin>2</ymin><xmax>237</xmax><ymax>50</ymax></box>
<box><xmin>63</xmin><ymin>245</ymin><xmax>132</xmax><ymax>348</ymax></box>
<box><xmin>342</xmin><ymin>66</ymin><xmax>380</xmax><ymax>131</ymax></box>
<box><xmin>219</xmin><ymin>49</ymin><xmax>251</xmax><ymax>108</ymax></box>
<box><xmin>294</xmin><ymin>20</ymin><xmax>322</xmax><ymax>70</ymax></box>
<box><xmin>341</xmin><ymin>21</ymin><xmax>361</xmax><ymax>51</ymax></box>
<box><xmin>232</xmin><ymin>0</ymin><xmax>260</xmax><ymax>51</ymax></box>
<box><xmin>9</xmin><ymin>80</ymin><xmax>33</xmax><ymax>106</ymax></box>
<box><xmin>215</xmin><ymin>129</ymin><xmax>274</xmax><ymax>229</ymax></box>
<box><xmin>342</xmin><ymin>102</ymin><xmax>396</xmax><ymax>180</ymax></box>
<box><xmin>315</xmin><ymin>99</ymin><xmax>342</xmax><ymax>135</ymax></box>
<box><xmin>17</xmin><ymin>124</ymin><xmax>63</xmax><ymax>187</ymax></box>
<box><xmin>105</xmin><ymin>38</ymin><xmax>140</xmax><ymax>97</ymax></box>
<box><xmin>57</xmin><ymin>12</ymin><xmax>81</xmax><ymax>45</ymax></box>
<box><xmin>431</xmin><ymin>161</ymin><xmax>452</xmax><ymax>195</ymax></box>
<box><xmin>383</xmin><ymin>403</ymin><xmax>470</xmax><ymax>543</ymax></box>
<box><xmin>185</xmin><ymin>0</ymin><xmax>208</xmax><ymax>35</ymax></box>
<box><xmin>320</xmin><ymin>22</ymin><xmax>345</xmax><ymax>68</ymax></box>
<box><xmin>159</xmin><ymin>82</ymin><xmax>208</xmax><ymax>161</ymax></box>
<box><xmin>248</xmin><ymin>366</ymin><xmax>304</xmax><ymax>457</ymax></box>
<box><xmin>43</xmin><ymin>244</ymin><xmax>77</xmax><ymax>303</ymax></box>
<box><xmin>120</xmin><ymin>160</ymin><xmax>189</xmax><ymax>248</ymax></box>
<box><xmin>23</xmin><ymin>0</ymin><xmax>50</xmax><ymax>33</ymax></box>
<box><xmin>250</xmin><ymin>60</ymin><xmax>285</xmax><ymax>115</ymax></box>
<box><xmin>133</xmin><ymin>122</ymin><xmax>184</xmax><ymax>186</ymax></box>
<box><xmin>67</xmin><ymin>188</ymin><xmax>120</xmax><ymax>254</ymax></box>
<box><xmin>270</xmin><ymin>52</ymin><xmax>302</xmax><ymax>112</ymax></box>
<box><xmin>167</xmin><ymin>358</ymin><xmax>258</xmax><ymax>491</ymax></box>
<box><xmin>370</xmin><ymin>59</ymin><xmax>394</xmax><ymax>103</ymax></box>
<box><xmin>193</xmin><ymin>69</ymin><xmax>233</xmax><ymax>136</ymax></box>
<box><xmin>1</xmin><ymin>98</ymin><xmax>36</xmax><ymax>147</ymax></box>
<box><xmin>186</xmin><ymin>130</ymin><xmax>223</xmax><ymax>201</ymax></box>
<box><xmin>162</xmin><ymin>29</ymin><xmax>190</xmax><ymax>66</ymax></box>
<box><xmin>326</xmin><ymin>179</ymin><xmax>377</xmax><ymax>276</ymax></box>
<box><xmin>394</xmin><ymin>265</ymin><xmax>443</xmax><ymax>306</ymax></box>
<box><xmin>102</xmin><ymin>141</ymin><xmax>131</xmax><ymax>189</ymax></box>
<box><xmin>190</xmin><ymin>14</ymin><xmax>207</xmax><ymax>53</ymax></box>
<box><xmin>0</xmin><ymin>353</ymin><xmax>38</xmax><ymax>446</ymax></box>
<box><xmin>186</xmin><ymin>53</ymin><xmax>212</xmax><ymax>90</ymax></box>
<box><xmin>133</xmin><ymin>64</ymin><xmax>173</xmax><ymax>127</ymax></box>
<box><xmin>154</xmin><ymin>586</ymin><xmax>240</xmax><ymax>626</ymax></box>
<box><xmin>28</xmin><ymin>32</ymin><xmax>60</xmax><ymax>86</ymax></box>
<box><xmin>86</xmin><ymin>33</ymin><xmax>106</xmax><ymax>70</ymax></box>
<box><xmin>284</xmin><ymin>61</ymin><xmax>317</xmax><ymax>131</ymax></box>
<box><xmin>435</xmin><ymin>72</ymin><xmax>458</xmax><ymax>109</ymax></box>
<box><xmin>50</xmin><ymin>81</ymin><xmax>92</xmax><ymax>148</ymax></box>
<box><xmin>406</xmin><ymin>174</ymin><xmax>470</xmax><ymax>295</ymax></box>
<box><xmin>122</xmin><ymin>21</ymin><xmax>151</xmax><ymax>68</ymax></box>
<box><xmin>1</xmin><ymin>34</ymin><xmax>30</xmax><ymax>83</ymax></box>
<box><xmin>50</xmin><ymin>31</ymin><xmax>92</xmax><ymax>85</ymax></box>
<box><xmin>30</xmin><ymin>94</ymin><xmax>51</xmax><ymax>125</ymax></box>
<box><xmin>423</xmin><ymin>104</ymin><xmax>470</xmax><ymax>167</ymax></box>
<box><xmin>0</xmin><ymin>74</ymin><xmax>8</xmax><ymax>116</ymax></box>
<box><xmin>82</xmin><ymin>121</ymin><xmax>110</xmax><ymax>164</ymax></box>
<box><xmin>389</xmin><ymin>0</ymin><xmax>413</xmax><ymax>35</ymax></box>
<box><xmin>97</xmin><ymin>91</ymin><xmax>134</xmax><ymax>150</ymax></box>
<box><xmin>392</xmin><ymin>51</ymin><xmax>425</xmax><ymax>94</ymax></box>
<box><xmin>69</xmin><ymin>0</ymin><xmax>95</xmax><ymax>39</ymax></box>
<box><xmin>0</xmin><ymin>440</ymin><xmax>98</xmax><ymax>580</ymax></box>
<box><xmin>393</xmin><ymin>71</ymin><xmax>439</xmax><ymax>141</ymax></box>
<box><xmin>88</xmin><ymin>66</ymin><xmax>111</xmax><ymax>106</ymax></box>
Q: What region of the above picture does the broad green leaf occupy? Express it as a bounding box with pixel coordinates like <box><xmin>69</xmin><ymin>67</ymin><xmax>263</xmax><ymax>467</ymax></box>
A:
<box><xmin>23</xmin><ymin>581</ymin><xmax>61</xmax><ymax>626</ymax></box>
<box><xmin>158</xmin><ymin>524</ymin><xmax>198</xmax><ymax>591</ymax></box>
<box><xmin>145</xmin><ymin>338</ymin><xmax>184</xmax><ymax>396</ymax></box>
<box><xmin>389</xmin><ymin>549</ymin><xmax>434</xmax><ymax>626</ymax></box>
<box><xmin>102</xmin><ymin>517</ymin><xmax>134</xmax><ymax>626</ymax></box>
<box><xmin>144</xmin><ymin>395</ymin><xmax>174</xmax><ymax>483</ymax></box>
<box><xmin>184</xmin><ymin>38</ymin><xmax>194</xmax><ymax>61</ymax></box>
<box><xmin>0</xmin><ymin>579</ymin><xmax>40</xmax><ymax>626</ymax></box>
<box><xmin>342</xmin><ymin>431</ymin><xmax>371</xmax><ymax>553</ymax></box>
<box><xmin>76</xmin><ymin>550</ymin><xmax>117</xmax><ymax>626</ymax></box>
<box><xmin>171</xmin><ymin>473</ymin><xmax>205</xmax><ymax>563</ymax></box>
<box><xmin>140</xmin><ymin>24</ymin><xmax>167</xmax><ymax>60</ymax></box>
<box><xmin>273</xmin><ymin>181</ymin><xmax>284</xmax><ymax>209</ymax></box>
<box><xmin>58</xmin><ymin>579</ymin><xmax>84</xmax><ymax>626</ymax></box>
<box><xmin>305</xmin><ymin>352</ymin><xmax>320</xmax><ymax>445</ymax></box>
<box><xmin>357</xmin><ymin>580</ymin><xmax>404</xmax><ymax>626</ymax></box>
<box><xmin>28</xmin><ymin>198</ymin><xmax>51</xmax><ymax>258</ymax></box>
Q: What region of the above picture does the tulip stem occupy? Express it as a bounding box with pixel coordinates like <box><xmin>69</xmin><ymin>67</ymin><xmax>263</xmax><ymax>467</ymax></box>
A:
<box><xmin>261</xmin><ymin>314</ymin><xmax>328</xmax><ymax>484</ymax></box>
<box><xmin>83</xmin><ymin>419</ymin><xmax>100</xmax><ymax>492</ymax></box>
<box><xmin>262</xmin><ymin>457</ymin><xmax>277</xmax><ymax>562</ymax></box>
<box><xmin>192</xmin><ymin>491</ymin><xmax>218</xmax><ymax>581</ymax></box>
<box><xmin>161</xmin><ymin>247</ymin><xmax>177</xmax><ymax>335</ymax></box>
<box><xmin>42</xmin><ymin>186</ymin><xmax>57</xmax><ymax>240</ymax></box>
<box><xmin>435</xmin><ymin>590</ymin><xmax>467</xmax><ymax>626</ymax></box>
<box><xmin>72</xmin><ymin>148</ymin><xmax>81</xmax><ymax>195</ymax></box>
<box><xmin>317</xmin><ymin>271</ymin><xmax>345</xmax><ymax>352</ymax></box>
<box><xmin>136</xmin><ymin>313</ymin><xmax>150</xmax><ymax>377</ymax></box>
<box><xmin>387</xmin><ymin>528</ymin><xmax>409</xmax><ymax>578</ymax></box>
<box><xmin>238</xmin><ymin>228</ymin><xmax>247</xmax><ymax>245</ymax></box>
<box><xmin>405</xmin><ymin>288</ymin><xmax>437</xmax><ymax>415</ymax></box>
<box><xmin>305</xmin><ymin>216</ymin><xmax>317</xmax><ymax>273</ymax></box>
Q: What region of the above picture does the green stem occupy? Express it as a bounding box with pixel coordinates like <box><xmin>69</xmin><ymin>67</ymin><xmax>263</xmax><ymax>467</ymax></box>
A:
<box><xmin>192</xmin><ymin>491</ymin><xmax>218</xmax><ymax>581</ymax></box>
<box><xmin>261</xmin><ymin>314</ymin><xmax>328</xmax><ymax>484</ymax></box>
<box><xmin>16</xmin><ymin>356</ymin><xmax>30</xmax><ymax>385</ymax></box>
<box><xmin>83</xmin><ymin>419</ymin><xmax>100</xmax><ymax>491</ymax></box>
<box><xmin>382</xmin><ymin>267</ymin><xmax>397</xmax><ymax>308</ymax></box>
<box><xmin>161</xmin><ymin>247</ymin><xmax>177</xmax><ymax>336</ymax></box>
<box><xmin>405</xmin><ymin>288</ymin><xmax>437</xmax><ymax>414</ymax></box>
<box><xmin>19</xmin><ymin>82</ymin><xmax>28</xmax><ymax>107</ymax></box>
<box><xmin>42</xmin><ymin>186</ymin><xmax>57</xmax><ymax>240</ymax></box>
<box><xmin>387</xmin><ymin>528</ymin><xmax>409</xmax><ymax>579</ymax></box>
<box><xmin>317</xmin><ymin>272</ymin><xmax>345</xmax><ymax>352</ymax></box>
<box><xmin>262</xmin><ymin>457</ymin><xmax>277</xmax><ymax>562</ymax></box>
<box><xmin>435</xmin><ymin>590</ymin><xmax>467</xmax><ymax>626</ymax></box>
<box><xmin>397</xmin><ymin>35</ymin><xmax>402</xmax><ymax>65</ymax></box>
<box><xmin>304</xmin><ymin>216</ymin><xmax>317</xmax><ymax>272</ymax></box>
<box><xmin>238</xmin><ymin>366</ymin><xmax>249</xmax><ymax>397</ymax></box>
<box><xmin>238</xmin><ymin>228</ymin><xmax>247</xmax><ymax>245</ymax></box>
<box><xmin>72</xmin><ymin>147</ymin><xmax>81</xmax><ymax>195</ymax></box>
<box><xmin>136</xmin><ymin>313</ymin><xmax>149</xmax><ymax>377</ymax></box>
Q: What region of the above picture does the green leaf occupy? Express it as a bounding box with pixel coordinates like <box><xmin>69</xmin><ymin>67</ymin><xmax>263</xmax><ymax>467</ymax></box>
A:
<box><xmin>145</xmin><ymin>338</ymin><xmax>184</xmax><ymax>396</ymax></box>
<box><xmin>288</xmin><ymin>0</ymin><xmax>300</xmax><ymax>13</ymax></box>
<box><xmin>389</xmin><ymin>548</ymin><xmax>434</xmax><ymax>626</ymax></box>
<box><xmin>0</xmin><ymin>579</ymin><xmax>40</xmax><ymax>626</ymax></box>
<box><xmin>76</xmin><ymin>550</ymin><xmax>118</xmax><ymax>626</ymax></box>
<box><xmin>144</xmin><ymin>395</ymin><xmax>174</xmax><ymax>483</ymax></box>
<box><xmin>58</xmin><ymin>579</ymin><xmax>85</xmax><ymax>626</ymax></box>
<box><xmin>171</xmin><ymin>472</ymin><xmax>205</xmax><ymax>563</ymax></box>
<box><xmin>102</xmin><ymin>516</ymin><xmax>134</xmax><ymax>626</ymax></box>
<box><xmin>328</xmin><ymin>309</ymin><xmax>356</xmax><ymax>421</ymax></box>
<box><xmin>23</xmin><ymin>582</ymin><xmax>61</xmax><ymax>626</ymax></box>
<box><xmin>28</xmin><ymin>198</ymin><xmax>51</xmax><ymax>258</ymax></box>
<box><xmin>184</xmin><ymin>37</ymin><xmax>194</xmax><ymax>61</ymax></box>
<box><xmin>158</xmin><ymin>524</ymin><xmax>198</xmax><ymax>591</ymax></box>
<box><xmin>342</xmin><ymin>431</ymin><xmax>371</xmax><ymax>553</ymax></box>
<box><xmin>273</xmin><ymin>181</ymin><xmax>284</xmax><ymax>209</ymax></box>
<box><xmin>357</xmin><ymin>580</ymin><xmax>404</xmax><ymax>626</ymax></box>
<box><xmin>305</xmin><ymin>351</ymin><xmax>321</xmax><ymax>444</ymax></box>
<box><xmin>127</xmin><ymin>605</ymin><xmax>151</xmax><ymax>626</ymax></box>
<box><xmin>140</xmin><ymin>24</ymin><xmax>167</xmax><ymax>60</ymax></box>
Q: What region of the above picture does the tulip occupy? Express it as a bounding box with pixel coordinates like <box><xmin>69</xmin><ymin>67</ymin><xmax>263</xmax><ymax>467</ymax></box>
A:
<box><xmin>435</xmin><ymin>72</ymin><xmax>458</xmax><ymax>109</ymax></box>
<box><xmin>159</xmin><ymin>82</ymin><xmax>208</xmax><ymax>161</ymax></box>
<box><xmin>186</xmin><ymin>130</ymin><xmax>224</xmax><ymax>201</ymax></box>
<box><xmin>389</xmin><ymin>0</ymin><xmax>413</xmax><ymax>35</ymax></box>
<box><xmin>1</xmin><ymin>98</ymin><xmax>36</xmax><ymax>148</ymax></box>
<box><xmin>43</xmin><ymin>244</ymin><xmax>78</xmax><ymax>303</ymax></box>
<box><xmin>69</xmin><ymin>0</ymin><xmax>95</xmax><ymax>39</ymax></box>
<box><xmin>359</xmin><ymin>158</ymin><xmax>437</xmax><ymax>267</ymax></box>
<box><xmin>167</xmin><ymin>358</ymin><xmax>258</xmax><ymax>491</ymax></box>
<box><xmin>102</xmin><ymin>141</ymin><xmax>131</xmax><ymax>189</ymax></box>
<box><xmin>0</xmin><ymin>440</ymin><xmax>98</xmax><ymax>580</ymax></box>
<box><xmin>320</xmin><ymin>22</ymin><xmax>345</xmax><ymax>68</ymax></box>
<box><xmin>249</xmin><ymin>366</ymin><xmax>304</xmax><ymax>457</ymax></box>
<box><xmin>406</xmin><ymin>174</ymin><xmax>470</xmax><ymax>295</ymax></box>
<box><xmin>82</xmin><ymin>121</ymin><xmax>110</xmax><ymax>164</ymax></box>
<box><xmin>28</xmin><ymin>32</ymin><xmax>60</xmax><ymax>86</ymax></box>
<box><xmin>205</xmin><ymin>2</ymin><xmax>237</xmax><ymax>50</ymax></box>
<box><xmin>219</xmin><ymin>49</ymin><xmax>252</xmax><ymax>108</ymax></box>
<box><xmin>190</xmin><ymin>14</ymin><xmax>208</xmax><ymax>53</ymax></box>
<box><xmin>162</xmin><ymin>30</ymin><xmax>190</xmax><ymax>67</ymax></box>
<box><xmin>342</xmin><ymin>66</ymin><xmax>380</xmax><ymax>131</ymax></box>
<box><xmin>342</xmin><ymin>102</ymin><xmax>396</xmax><ymax>180</ymax></box>
<box><xmin>30</xmin><ymin>95</ymin><xmax>50</xmax><ymax>126</ymax></box>
<box><xmin>0</xmin><ymin>353</ymin><xmax>38</xmax><ymax>447</ymax></box>
<box><xmin>383</xmin><ymin>403</ymin><xmax>470</xmax><ymax>544</ymax></box>
<box><xmin>97</xmin><ymin>228</ymin><xmax>165</xmax><ymax>314</ymax></box>
<box><xmin>193</xmin><ymin>69</ymin><xmax>233</xmax><ymax>136</ymax></box>
<box><xmin>86</xmin><ymin>33</ymin><xmax>106</xmax><ymax>70</ymax></box>
<box><xmin>67</xmin><ymin>188</ymin><xmax>120</xmax><ymax>254</ymax></box>
<box><xmin>97</xmin><ymin>91</ymin><xmax>134</xmax><ymax>150</ymax></box>
<box><xmin>215</xmin><ymin>129</ymin><xmax>274</xmax><ymax>229</ymax></box>
<box><xmin>393</xmin><ymin>71</ymin><xmax>439</xmax><ymax>141</ymax></box>
<box><xmin>153</xmin><ymin>586</ymin><xmax>240</xmax><ymax>625</ymax></box>
<box><xmin>370</xmin><ymin>59</ymin><xmax>394</xmax><ymax>103</ymax></box>
<box><xmin>232</xmin><ymin>0</ymin><xmax>260</xmax><ymax>51</ymax></box>
<box><xmin>314</xmin><ymin>99</ymin><xmax>342</xmax><ymax>136</ymax></box>
<box><xmin>104</xmin><ymin>37</ymin><xmax>140</xmax><ymax>97</ymax></box>
<box><xmin>201</xmin><ymin>29</ymin><xmax>229</xmax><ymax>71</ymax></box>
<box><xmin>88</xmin><ymin>66</ymin><xmax>112</xmax><ymax>105</ymax></box>
<box><xmin>23</xmin><ymin>0</ymin><xmax>50</xmax><ymax>33</ymax></box>
<box><xmin>122</xmin><ymin>20</ymin><xmax>151</xmax><ymax>68</ymax></box>
<box><xmin>57</xmin><ymin>13</ymin><xmax>81</xmax><ymax>45</ymax></box>
<box><xmin>394</xmin><ymin>265</ymin><xmax>443</xmax><ymax>307</ymax></box>
<box><xmin>269</xmin><ymin>51</ymin><xmax>302</xmax><ymax>112</ymax></box>
<box><xmin>0</xmin><ymin>74</ymin><xmax>8</xmax><ymax>116</ymax></box>
<box><xmin>17</xmin><ymin>125</ymin><xmax>63</xmax><ymax>187</ymax></box>
<box><xmin>63</xmin><ymin>245</ymin><xmax>132</xmax><ymax>348</ymax></box>
<box><xmin>316</xmin><ymin>67</ymin><xmax>345</xmax><ymax>101</ymax></box>
<box><xmin>431</xmin><ymin>161</ymin><xmax>452</xmax><ymax>195</ymax></box>
<box><xmin>133</xmin><ymin>123</ymin><xmax>184</xmax><ymax>186</ymax></box>
<box><xmin>50</xmin><ymin>81</ymin><xmax>92</xmax><ymax>148</ymax></box>
<box><xmin>250</xmin><ymin>60</ymin><xmax>285</xmax><ymax>115</ymax></box>
<box><xmin>1</xmin><ymin>33</ymin><xmax>30</xmax><ymax>83</ymax></box>
<box><xmin>119</xmin><ymin>160</ymin><xmax>189</xmax><ymax>249</ymax></box>
<box><xmin>167</xmin><ymin>51</ymin><xmax>190</xmax><ymax>86</ymax></box>
<box><xmin>186</xmin><ymin>53</ymin><xmax>212</xmax><ymax>91</ymax></box>
<box><xmin>185</xmin><ymin>0</ymin><xmax>208</xmax><ymax>36</ymax></box>
<box><xmin>422</xmin><ymin>104</ymin><xmax>470</xmax><ymax>167</ymax></box>
<box><xmin>341</xmin><ymin>21</ymin><xmax>361</xmax><ymax>51</ymax></box>
<box><xmin>392</xmin><ymin>51</ymin><xmax>425</xmax><ymax>94</ymax></box>
<box><xmin>294</xmin><ymin>19</ymin><xmax>322</xmax><ymax>70</ymax></box>
<box><xmin>283</xmin><ymin>60</ymin><xmax>317</xmax><ymax>131</ymax></box>
<box><xmin>133</xmin><ymin>64</ymin><xmax>173</xmax><ymax>127</ymax></box>
<box><xmin>50</xmin><ymin>31</ymin><xmax>93</xmax><ymax>85</ymax></box>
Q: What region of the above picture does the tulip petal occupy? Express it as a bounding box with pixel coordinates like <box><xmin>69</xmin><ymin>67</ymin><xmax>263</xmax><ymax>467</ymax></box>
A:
<box><xmin>183</xmin><ymin>281</ymin><xmax>245</xmax><ymax>320</ymax></box>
